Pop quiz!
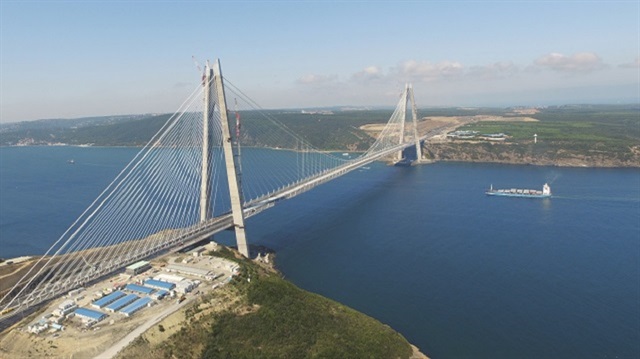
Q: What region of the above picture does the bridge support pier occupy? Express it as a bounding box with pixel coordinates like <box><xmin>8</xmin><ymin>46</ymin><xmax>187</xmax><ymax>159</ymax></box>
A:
<box><xmin>212</xmin><ymin>59</ymin><xmax>250</xmax><ymax>258</ymax></box>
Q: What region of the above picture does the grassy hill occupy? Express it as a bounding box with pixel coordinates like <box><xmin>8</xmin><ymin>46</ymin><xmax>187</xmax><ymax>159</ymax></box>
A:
<box><xmin>116</xmin><ymin>247</ymin><xmax>417</xmax><ymax>359</ymax></box>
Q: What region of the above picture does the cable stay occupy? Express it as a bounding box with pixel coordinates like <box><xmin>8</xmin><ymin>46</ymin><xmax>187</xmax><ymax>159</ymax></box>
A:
<box><xmin>0</xmin><ymin>62</ymin><xmax>426</xmax><ymax>319</ymax></box>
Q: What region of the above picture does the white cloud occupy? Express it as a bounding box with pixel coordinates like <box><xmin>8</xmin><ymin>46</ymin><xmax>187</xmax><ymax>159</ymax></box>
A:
<box><xmin>619</xmin><ymin>57</ymin><xmax>640</xmax><ymax>69</ymax></box>
<box><xmin>282</xmin><ymin>53</ymin><xmax>631</xmax><ymax>109</ymax></box>
<box><xmin>351</xmin><ymin>66</ymin><xmax>383</xmax><ymax>82</ymax></box>
<box><xmin>393</xmin><ymin>60</ymin><xmax>464</xmax><ymax>82</ymax></box>
<box><xmin>534</xmin><ymin>52</ymin><xmax>605</xmax><ymax>73</ymax></box>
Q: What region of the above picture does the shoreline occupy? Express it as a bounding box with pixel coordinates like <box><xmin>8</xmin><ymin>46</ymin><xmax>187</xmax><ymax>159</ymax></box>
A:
<box><xmin>0</xmin><ymin>245</ymin><xmax>429</xmax><ymax>359</ymax></box>
<box><xmin>0</xmin><ymin>257</ymin><xmax>32</xmax><ymax>267</ymax></box>
<box><xmin>414</xmin><ymin>158</ymin><xmax>640</xmax><ymax>169</ymax></box>
<box><xmin>3</xmin><ymin>144</ymin><xmax>637</xmax><ymax>169</ymax></box>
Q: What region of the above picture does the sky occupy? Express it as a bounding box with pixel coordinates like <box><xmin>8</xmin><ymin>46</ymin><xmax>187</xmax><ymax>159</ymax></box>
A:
<box><xmin>1</xmin><ymin>0</ymin><xmax>638</xmax><ymax>123</ymax></box>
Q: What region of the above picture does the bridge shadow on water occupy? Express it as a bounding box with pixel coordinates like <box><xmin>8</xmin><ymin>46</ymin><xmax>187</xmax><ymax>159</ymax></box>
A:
<box><xmin>215</xmin><ymin>162</ymin><xmax>415</xmax><ymax>254</ymax></box>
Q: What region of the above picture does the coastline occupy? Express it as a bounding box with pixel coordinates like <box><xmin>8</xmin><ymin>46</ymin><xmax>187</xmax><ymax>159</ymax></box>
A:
<box><xmin>0</xmin><ymin>245</ymin><xmax>429</xmax><ymax>359</ymax></box>
<box><xmin>417</xmin><ymin>157</ymin><xmax>640</xmax><ymax>169</ymax></box>
<box><xmin>3</xmin><ymin>144</ymin><xmax>638</xmax><ymax>169</ymax></box>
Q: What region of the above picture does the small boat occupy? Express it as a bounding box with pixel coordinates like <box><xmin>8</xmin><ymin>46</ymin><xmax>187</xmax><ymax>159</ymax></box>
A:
<box><xmin>486</xmin><ymin>183</ymin><xmax>551</xmax><ymax>198</ymax></box>
<box><xmin>67</xmin><ymin>159</ymin><xmax>75</xmax><ymax>164</ymax></box>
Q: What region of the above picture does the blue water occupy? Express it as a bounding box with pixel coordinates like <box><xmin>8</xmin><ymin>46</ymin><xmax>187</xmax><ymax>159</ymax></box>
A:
<box><xmin>1</xmin><ymin>146</ymin><xmax>639</xmax><ymax>358</ymax></box>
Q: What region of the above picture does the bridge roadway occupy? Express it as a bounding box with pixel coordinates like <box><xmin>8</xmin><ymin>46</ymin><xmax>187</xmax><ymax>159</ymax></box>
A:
<box><xmin>0</xmin><ymin>126</ymin><xmax>448</xmax><ymax>324</ymax></box>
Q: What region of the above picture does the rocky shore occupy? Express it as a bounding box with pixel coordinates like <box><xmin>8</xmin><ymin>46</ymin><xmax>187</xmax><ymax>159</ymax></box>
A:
<box><xmin>424</xmin><ymin>142</ymin><xmax>640</xmax><ymax>168</ymax></box>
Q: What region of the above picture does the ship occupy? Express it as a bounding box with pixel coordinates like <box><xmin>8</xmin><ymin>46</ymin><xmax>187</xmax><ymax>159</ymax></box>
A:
<box><xmin>486</xmin><ymin>183</ymin><xmax>551</xmax><ymax>198</ymax></box>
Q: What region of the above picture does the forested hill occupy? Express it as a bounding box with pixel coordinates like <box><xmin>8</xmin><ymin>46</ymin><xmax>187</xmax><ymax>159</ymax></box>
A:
<box><xmin>2</xmin><ymin>105</ymin><xmax>639</xmax><ymax>167</ymax></box>
<box><xmin>0</xmin><ymin>110</ymin><xmax>393</xmax><ymax>150</ymax></box>
<box><xmin>0</xmin><ymin>114</ymin><xmax>171</xmax><ymax>147</ymax></box>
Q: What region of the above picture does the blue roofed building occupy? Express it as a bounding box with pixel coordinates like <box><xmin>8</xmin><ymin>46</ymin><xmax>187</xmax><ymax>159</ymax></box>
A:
<box><xmin>120</xmin><ymin>297</ymin><xmax>153</xmax><ymax>317</ymax></box>
<box><xmin>105</xmin><ymin>294</ymin><xmax>138</xmax><ymax>312</ymax></box>
<box><xmin>92</xmin><ymin>291</ymin><xmax>126</xmax><ymax>309</ymax></box>
<box><xmin>74</xmin><ymin>308</ymin><xmax>107</xmax><ymax>322</ymax></box>
<box><xmin>144</xmin><ymin>279</ymin><xmax>175</xmax><ymax>291</ymax></box>
<box><xmin>125</xmin><ymin>284</ymin><xmax>155</xmax><ymax>295</ymax></box>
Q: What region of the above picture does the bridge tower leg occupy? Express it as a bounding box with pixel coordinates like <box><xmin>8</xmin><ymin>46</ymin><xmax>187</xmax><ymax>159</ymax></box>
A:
<box><xmin>212</xmin><ymin>59</ymin><xmax>250</xmax><ymax>258</ymax></box>
<box><xmin>397</xmin><ymin>84</ymin><xmax>408</xmax><ymax>161</ymax></box>
<box><xmin>408</xmin><ymin>84</ymin><xmax>423</xmax><ymax>162</ymax></box>
<box><xmin>396</xmin><ymin>83</ymin><xmax>422</xmax><ymax>163</ymax></box>
<box><xmin>200</xmin><ymin>66</ymin><xmax>214</xmax><ymax>222</ymax></box>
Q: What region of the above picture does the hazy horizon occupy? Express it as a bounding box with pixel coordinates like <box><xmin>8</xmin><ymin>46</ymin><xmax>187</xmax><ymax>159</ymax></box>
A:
<box><xmin>3</xmin><ymin>99</ymin><xmax>640</xmax><ymax>126</ymax></box>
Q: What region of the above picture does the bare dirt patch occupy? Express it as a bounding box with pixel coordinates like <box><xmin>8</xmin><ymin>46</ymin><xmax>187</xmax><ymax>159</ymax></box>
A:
<box><xmin>359</xmin><ymin>115</ymin><xmax>537</xmax><ymax>141</ymax></box>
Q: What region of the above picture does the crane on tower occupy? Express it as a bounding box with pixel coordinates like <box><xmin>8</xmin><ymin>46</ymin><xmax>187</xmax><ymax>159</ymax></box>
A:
<box><xmin>192</xmin><ymin>56</ymin><xmax>206</xmax><ymax>86</ymax></box>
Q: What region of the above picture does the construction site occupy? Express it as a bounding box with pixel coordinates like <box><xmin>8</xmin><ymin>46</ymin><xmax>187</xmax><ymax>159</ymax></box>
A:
<box><xmin>0</xmin><ymin>243</ymin><xmax>239</xmax><ymax>358</ymax></box>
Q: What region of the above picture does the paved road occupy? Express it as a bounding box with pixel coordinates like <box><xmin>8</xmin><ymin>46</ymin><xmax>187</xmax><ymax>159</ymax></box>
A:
<box><xmin>96</xmin><ymin>297</ymin><xmax>193</xmax><ymax>359</ymax></box>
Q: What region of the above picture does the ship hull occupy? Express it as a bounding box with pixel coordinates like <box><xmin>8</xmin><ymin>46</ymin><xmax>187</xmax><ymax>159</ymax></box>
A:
<box><xmin>486</xmin><ymin>191</ymin><xmax>551</xmax><ymax>198</ymax></box>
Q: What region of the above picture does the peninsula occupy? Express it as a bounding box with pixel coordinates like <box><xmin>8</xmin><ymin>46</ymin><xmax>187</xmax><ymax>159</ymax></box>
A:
<box><xmin>0</xmin><ymin>246</ymin><xmax>428</xmax><ymax>359</ymax></box>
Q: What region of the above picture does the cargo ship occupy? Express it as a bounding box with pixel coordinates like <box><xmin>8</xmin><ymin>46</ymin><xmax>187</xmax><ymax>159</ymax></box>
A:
<box><xmin>486</xmin><ymin>183</ymin><xmax>551</xmax><ymax>198</ymax></box>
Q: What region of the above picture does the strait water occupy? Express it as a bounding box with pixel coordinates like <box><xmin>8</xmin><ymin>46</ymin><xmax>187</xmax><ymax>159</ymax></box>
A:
<box><xmin>1</xmin><ymin>146</ymin><xmax>639</xmax><ymax>358</ymax></box>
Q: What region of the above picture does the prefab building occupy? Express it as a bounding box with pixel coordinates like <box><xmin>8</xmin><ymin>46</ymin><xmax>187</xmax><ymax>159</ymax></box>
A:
<box><xmin>92</xmin><ymin>291</ymin><xmax>126</xmax><ymax>309</ymax></box>
<box><xmin>144</xmin><ymin>279</ymin><xmax>175</xmax><ymax>291</ymax></box>
<box><xmin>74</xmin><ymin>308</ymin><xmax>107</xmax><ymax>323</ymax></box>
<box><xmin>151</xmin><ymin>290</ymin><xmax>168</xmax><ymax>300</ymax></box>
<box><xmin>154</xmin><ymin>273</ymin><xmax>184</xmax><ymax>284</ymax></box>
<box><xmin>119</xmin><ymin>297</ymin><xmax>153</xmax><ymax>317</ymax></box>
<box><xmin>165</xmin><ymin>264</ymin><xmax>211</xmax><ymax>278</ymax></box>
<box><xmin>125</xmin><ymin>261</ymin><xmax>151</xmax><ymax>275</ymax></box>
<box><xmin>105</xmin><ymin>294</ymin><xmax>138</xmax><ymax>312</ymax></box>
<box><xmin>125</xmin><ymin>284</ymin><xmax>155</xmax><ymax>295</ymax></box>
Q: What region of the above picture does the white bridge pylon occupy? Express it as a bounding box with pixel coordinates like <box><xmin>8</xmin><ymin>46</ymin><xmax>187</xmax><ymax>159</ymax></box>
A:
<box><xmin>396</xmin><ymin>83</ymin><xmax>423</xmax><ymax>162</ymax></box>
<box><xmin>0</xmin><ymin>59</ymin><xmax>433</xmax><ymax>318</ymax></box>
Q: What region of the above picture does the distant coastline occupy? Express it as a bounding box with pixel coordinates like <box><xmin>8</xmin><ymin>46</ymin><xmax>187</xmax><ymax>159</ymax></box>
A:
<box><xmin>3</xmin><ymin>143</ymin><xmax>639</xmax><ymax>168</ymax></box>
<box><xmin>2</xmin><ymin>104</ymin><xmax>638</xmax><ymax>168</ymax></box>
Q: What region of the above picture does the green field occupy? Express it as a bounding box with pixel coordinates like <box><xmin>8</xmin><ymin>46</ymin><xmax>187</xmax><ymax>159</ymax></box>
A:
<box><xmin>449</xmin><ymin>105</ymin><xmax>640</xmax><ymax>164</ymax></box>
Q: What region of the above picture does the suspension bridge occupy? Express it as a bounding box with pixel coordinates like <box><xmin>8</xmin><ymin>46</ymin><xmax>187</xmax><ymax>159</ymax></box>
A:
<box><xmin>0</xmin><ymin>59</ymin><xmax>449</xmax><ymax>323</ymax></box>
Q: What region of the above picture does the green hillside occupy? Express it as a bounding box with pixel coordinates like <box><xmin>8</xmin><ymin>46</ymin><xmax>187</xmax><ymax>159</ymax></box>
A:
<box><xmin>0</xmin><ymin>114</ymin><xmax>171</xmax><ymax>146</ymax></box>
<box><xmin>117</xmin><ymin>247</ymin><xmax>415</xmax><ymax>359</ymax></box>
<box><xmin>0</xmin><ymin>110</ymin><xmax>390</xmax><ymax>150</ymax></box>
